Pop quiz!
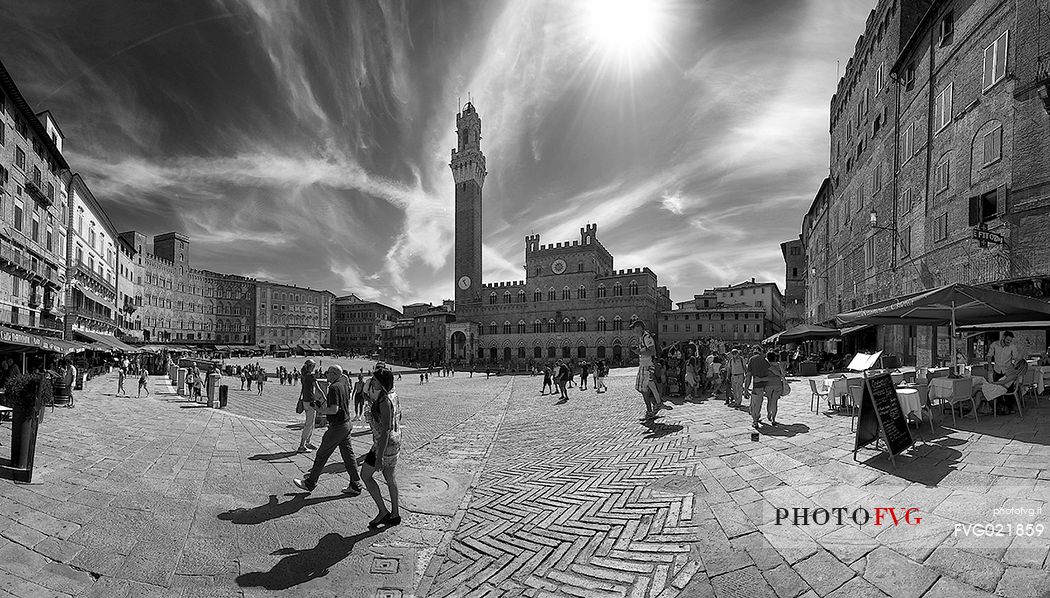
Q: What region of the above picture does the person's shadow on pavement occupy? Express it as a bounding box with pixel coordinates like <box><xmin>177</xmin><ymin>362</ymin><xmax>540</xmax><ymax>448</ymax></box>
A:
<box><xmin>218</xmin><ymin>493</ymin><xmax>347</xmax><ymax>525</ymax></box>
<box><xmin>236</xmin><ymin>530</ymin><xmax>382</xmax><ymax>590</ymax></box>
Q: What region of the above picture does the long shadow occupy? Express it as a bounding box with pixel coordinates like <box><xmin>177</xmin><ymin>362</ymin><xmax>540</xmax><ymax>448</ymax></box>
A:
<box><xmin>758</xmin><ymin>423</ymin><xmax>810</xmax><ymax>437</ymax></box>
<box><xmin>236</xmin><ymin>530</ymin><xmax>383</xmax><ymax>590</ymax></box>
<box><xmin>218</xmin><ymin>493</ymin><xmax>348</xmax><ymax>525</ymax></box>
<box><xmin>180</xmin><ymin>404</ymin><xmax>210</xmax><ymax>409</ymax></box>
<box><xmin>641</xmin><ymin>419</ymin><xmax>684</xmax><ymax>439</ymax></box>
<box><xmin>249</xmin><ymin>451</ymin><xmax>301</xmax><ymax>462</ymax></box>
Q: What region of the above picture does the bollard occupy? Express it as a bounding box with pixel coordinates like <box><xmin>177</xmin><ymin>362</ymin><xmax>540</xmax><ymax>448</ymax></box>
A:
<box><xmin>177</xmin><ymin>368</ymin><xmax>187</xmax><ymax>396</ymax></box>
<box><xmin>750</xmin><ymin>432</ymin><xmax>759</xmax><ymax>442</ymax></box>
<box><xmin>219</xmin><ymin>385</ymin><xmax>228</xmax><ymax>408</ymax></box>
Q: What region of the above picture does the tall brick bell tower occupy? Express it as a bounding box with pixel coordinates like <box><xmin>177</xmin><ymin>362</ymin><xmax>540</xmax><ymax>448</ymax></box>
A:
<box><xmin>450</xmin><ymin>102</ymin><xmax>486</xmax><ymax>310</ymax></box>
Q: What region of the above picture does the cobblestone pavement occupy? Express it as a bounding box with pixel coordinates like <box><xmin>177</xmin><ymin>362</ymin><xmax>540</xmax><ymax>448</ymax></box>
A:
<box><xmin>1</xmin><ymin>370</ymin><xmax>1049</xmax><ymax>597</ymax></box>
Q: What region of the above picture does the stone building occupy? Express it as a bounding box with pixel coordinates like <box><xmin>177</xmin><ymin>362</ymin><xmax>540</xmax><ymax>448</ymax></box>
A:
<box><xmin>199</xmin><ymin>270</ymin><xmax>255</xmax><ymax>346</ymax></box>
<box><xmin>781</xmin><ymin>239</ymin><xmax>806</xmax><ymax>330</ymax></box>
<box><xmin>115</xmin><ymin>235</ymin><xmax>141</xmax><ymax>342</ymax></box>
<box><xmin>804</xmin><ymin>0</ymin><xmax>1050</xmax><ymax>365</ymax></box>
<box><xmin>0</xmin><ymin>61</ymin><xmax>68</xmax><ymax>339</ymax></box>
<box><xmin>415</xmin><ymin>307</ymin><xmax>456</xmax><ymax>366</ymax></box>
<box><xmin>66</xmin><ymin>174</ymin><xmax>121</xmax><ymax>342</ymax></box>
<box><xmin>380</xmin><ymin>317</ymin><xmax>415</xmax><ymax>363</ymax></box>
<box><xmin>448</xmin><ymin>103</ymin><xmax>672</xmax><ymax>368</ymax></box>
<box><xmin>331</xmin><ymin>294</ymin><xmax>401</xmax><ymax>354</ymax></box>
<box><xmin>254</xmin><ymin>280</ymin><xmax>332</xmax><ymax>353</ymax></box>
<box><xmin>657</xmin><ymin>304</ymin><xmax>771</xmax><ymax>348</ymax></box>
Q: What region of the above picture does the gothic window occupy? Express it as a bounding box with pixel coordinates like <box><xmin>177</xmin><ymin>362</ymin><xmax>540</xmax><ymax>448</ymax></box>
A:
<box><xmin>613</xmin><ymin>283</ymin><xmax>623</xmax><ymax>297</ymax></box>
<box><xmin>503</xmin><ymin>291</ymin><xmax>511</xmax><ymax>304</ymax></box>
<box><xmin>548</xmin><ymin>288</ymin><xmax>556</xmax><ymax>301</ymax></box>
<box><xmin>597</xmin><ymin>284</ymin><xmax>606</xmax><ymax>298</ymax></box>
<box><xmin>577</xmin><ymin>318</ymin><xmax>586</xmax><ymax>332</ymax></box>
<box><xmin>562</xmin><ymin>287</ymin><xmax>571</xmax><ymax>300</ymax></box>
<box><xmin>547</xmin><ymin>319</ymin><xmax>556</xmax><ymax>333</ymax></box>
<box><xmin>503</xmin><ymin>321</ymin><xmax>512</xmax><ymax>334</ymax></box>
<box><xmin>578</xmin><ymin>285</ymin><xmax>587</xmax><ymax>299</ymax></box>
<box><xmin>597</xmin><ymin>316</ymin><xmax>607</xmax><ymax>332</ymax></box>
<box><xmin>517</xmin><ymin>320</ymin><xmax>526</xmax><ymax>334</ymax></box>
<box><xmin>518</xmin><ymin>290</ymin><xmax>526</xmax><ymax>303</ymax></box>
<box><xmin>489</xmin><ymin>322</ymin><xmax>497</xmax><ymax>335</ymax></box>
<box><xmin>613</xmin><ymin>315</ymin><xmax>623</xmax><ymax>331</ymax></box>
<box><xmin>561</xmin><ymin>318</ymin><xmax>571</xmax><ymax>333</ymax></box>
<box><xmin>628</xmin><ymin>281</ymin><xmax>639</xmax><ymax>296</ymax></box>
<box><xmin>489</xmin><ymin>292</ymin><xmax>497</xmax><ymax>305</ymax></box>
<box><xmin>533</xmin><ymin>319</ymin><xmax>542</xmax><ymax>333</ymax></box>
<box><xmin>534</xmin><ymin>289</ymin><xmax>542</xmax><ymax>302</ymax></box>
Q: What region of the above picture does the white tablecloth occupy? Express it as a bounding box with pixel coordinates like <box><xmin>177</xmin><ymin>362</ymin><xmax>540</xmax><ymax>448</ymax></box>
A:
<box><xmin>929</xmin><ymin>376</ymin><xmax>987</xmax><ymax>400</ymax></box>
<box><xmin>1036</xmin><ymin>366</ymin><xmax>1050</xmax><ymax>394</ymax></box>
<box><xmin>895</xmin><ymin>388</ymin><xmax>921</xmax><ymax>419</ymax></box>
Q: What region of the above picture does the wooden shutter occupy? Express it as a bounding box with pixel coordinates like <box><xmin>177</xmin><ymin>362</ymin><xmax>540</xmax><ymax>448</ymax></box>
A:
<box><xmin>996</xmin><ymin>185</ymin><xmax>1008</xmax><ymax>218</ymax></box>
<box><xmin>995</xmin><ymin>31</ymin><xmax>1009</xmax><ymax>82</ymax></box>
<box><xmin>983</xmin><ymin>42</ymin><xmax>995</xmax><ymax>88</ymax></box>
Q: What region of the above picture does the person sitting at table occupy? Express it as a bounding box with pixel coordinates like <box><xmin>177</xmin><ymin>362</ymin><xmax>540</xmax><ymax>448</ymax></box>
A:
<box><xmin>977</xmin><ymin>357</ymin><xmax>1027</xmax><ymax>415</ymax></box>
<box><xmin>1038</xmin><ymin>345</ymin><xmax>1050</xmax><ymax>367</ymax></box>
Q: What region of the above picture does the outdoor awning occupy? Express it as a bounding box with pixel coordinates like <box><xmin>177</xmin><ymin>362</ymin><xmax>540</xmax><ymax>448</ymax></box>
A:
<box><xmin>74</xmin><ymin>285</ymin><xmax>114</xmax><ymax>310</ymax></box>
<box><xmin>957</xmin><ymin>321</ymin><xmax>1050</xmax><ymax>330</ymax></box>
<box><xmin>76</xmin><ymin>330</ymin><xmax>139</xmax><ymax>353</ymax></box>
<box><xmin>279</xmin><ymin>344</ymin><xmax>291</xmax><ymax>350</ymax></box>
<box><xmin>839</xmin><ymin>324</ymin><xmax>873</xmax><ymax>336</ymax></box>
<box><xmin>0</xmin><ymin>325</ymin><xmax>65</xmax><ymax>353</ymax></box>
<box><xmin>836</xmin><ymin>284</ymin><xmax>1050</xmax><ymax>327</ymax></box>
<box><xmin>765</xmin><ymin>323</ymin><xmax>842</xmax><ymax>345</ymax></box>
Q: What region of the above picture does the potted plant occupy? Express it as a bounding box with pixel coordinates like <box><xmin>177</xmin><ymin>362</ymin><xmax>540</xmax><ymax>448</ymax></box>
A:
<box><xmin>2</xmin><ymin>373</ymin><xmax>51</xmax><ymax>475</ymax></box>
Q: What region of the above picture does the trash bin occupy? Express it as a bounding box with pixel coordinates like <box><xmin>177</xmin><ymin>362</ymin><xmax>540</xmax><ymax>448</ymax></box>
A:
<box><xmin>53</xmin><ymin>380</ymin><xmax>71</xmax><ymax>406</ymax></box>
<box><xmin>219</xmin><ymin>385</ymin><xmax>228</xmax><ymax>408</ymax></box>
<box><xmin>177</xmin><ymin>368</ymin><xmax>187</xmax><ymax>395</ymax></box>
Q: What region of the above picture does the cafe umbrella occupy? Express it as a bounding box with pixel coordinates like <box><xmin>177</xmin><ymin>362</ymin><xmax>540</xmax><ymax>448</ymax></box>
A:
<box><xmin>835</xmin><ymin>283</ymin><xmax>1050</xmax><ymax>370</ymax></box>
<box><xmin>764</xmin><ymin>323</ymin><xmax>842</xmax><ymax>345</ymax></box>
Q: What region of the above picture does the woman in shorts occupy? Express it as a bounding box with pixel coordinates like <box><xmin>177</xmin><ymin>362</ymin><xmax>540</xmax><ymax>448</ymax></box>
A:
<box><xmin>361</xmin><ymin>367</ymin><xmax>402</xmax><ymax>528</ymax></box>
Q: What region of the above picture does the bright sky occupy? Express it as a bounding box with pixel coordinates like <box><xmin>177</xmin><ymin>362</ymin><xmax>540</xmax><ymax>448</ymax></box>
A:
<box><xmin>0</xmin><ymin>0</ymin><xmax>876</xmax><ymax>307</ymax></box>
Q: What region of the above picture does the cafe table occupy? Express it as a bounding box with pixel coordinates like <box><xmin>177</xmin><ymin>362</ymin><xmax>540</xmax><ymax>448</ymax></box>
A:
<box><xmin>928</xmin><ymin>376</ymin><xmax>986</xmax><ymax>400</ymax></box>
<box><xmin>894</xmin><ymin>386</ymin><xmax>922</xmax><ymax>420</ymax></box>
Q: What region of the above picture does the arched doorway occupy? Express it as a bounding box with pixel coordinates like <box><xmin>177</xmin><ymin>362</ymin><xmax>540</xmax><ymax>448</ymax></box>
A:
<box><xmin>451</xmin><ymin>331</ymin><xmax>467</xmax><ymax>360</ymax></box>
<box><xmin>489</xmin><ymin>347</ymin><xmax>498</xmax><ymax>361</ymax></box>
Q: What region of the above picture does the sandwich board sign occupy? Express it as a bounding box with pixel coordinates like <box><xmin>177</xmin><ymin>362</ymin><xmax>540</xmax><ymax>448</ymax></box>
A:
<box><xmin>853</xmin><ymin>372</ymin><xmax>913</xmax><ymax>468</ymax></box>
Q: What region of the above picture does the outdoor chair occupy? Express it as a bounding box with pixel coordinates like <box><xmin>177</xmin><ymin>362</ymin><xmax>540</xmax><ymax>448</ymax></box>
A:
<box><xmin>932</xmin><ymin>377</ymin><xmax>976</xmax><ymax>426</ymax></box>
<box><xmin>808</xmin><ymin>379</ymin><xmax>828</xmax><ymax>413</ymax></box>
<box><xmin>847</xmin><ymin>384</ymin><xmax>863</xmax><ymax>431</ymax></box>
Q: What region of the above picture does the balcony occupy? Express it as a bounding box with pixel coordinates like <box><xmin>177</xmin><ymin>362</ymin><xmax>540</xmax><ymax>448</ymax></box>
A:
<box><xmin>71</xmin><ymin>305</ymin><xmax>117</xmax><ymax>328</ymax></box>
<box><xmin>75</xmin><ymin>263</ymin><xmax>117</xmax><ymax>296</ymax></box>
<box><xmin>24</xmin><ymin>180</ymin><xmax>52</xmax><ymax>207</ymax></box>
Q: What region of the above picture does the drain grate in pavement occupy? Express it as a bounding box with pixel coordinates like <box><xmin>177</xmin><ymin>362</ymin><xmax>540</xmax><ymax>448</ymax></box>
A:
<box><xmin>376</xmin><ymin>590</ymin><xmax>403</xmax><ymax>598</ymax></box>
<box><xmin>370</xmin><ymin>557</ymin><xmax>400</xmax><ymax>574</ymax></box>
<box><xmin>647</xmin><ymin>474</ymin><xmax>703</xmax><ymax>493</ymax></box>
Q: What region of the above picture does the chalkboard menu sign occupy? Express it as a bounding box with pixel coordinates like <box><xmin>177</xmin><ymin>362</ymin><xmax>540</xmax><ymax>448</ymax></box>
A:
<box><xmin>854</xmin><ymin>372</ymin><xmax>913</xmax><ymax>466</ymax></box>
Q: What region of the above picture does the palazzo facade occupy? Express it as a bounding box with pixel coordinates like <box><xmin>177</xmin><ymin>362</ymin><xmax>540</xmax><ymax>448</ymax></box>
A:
<box><xmin>448</xmin><ymin>103</ymin><xmax>672</xmax><ymax>368</ymax></box>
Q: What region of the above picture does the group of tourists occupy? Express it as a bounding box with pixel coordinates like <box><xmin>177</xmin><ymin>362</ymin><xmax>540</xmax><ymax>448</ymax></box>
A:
<box><xmin>236</xmin><ymin>364</ymin><xmax>268</xmax><ymax>394</ymax></box>
<box><xmin>538</xmin><ymin>360</ymin><xmax>609</xmax><ymax>400</ymax></box>
<box><xmin>116</xmin><ymin>365</ymin><xmax>151</xmax><ymax>397</ymax></box>
<box><xmin>292</xmin><ymin>359</ymin><xmax>403</xmax><ymax>529</ymax></box>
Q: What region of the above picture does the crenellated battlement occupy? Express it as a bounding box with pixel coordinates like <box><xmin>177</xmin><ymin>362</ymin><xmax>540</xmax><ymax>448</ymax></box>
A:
<box><xmin>482</xmin><ymin>280</ymin><xmax>526</xmax><ymax>289</ymax></box>
<box><xmin>600</xmin><ymin>267</ymin><xmax>656</xmax><ymax>279</ymax></box>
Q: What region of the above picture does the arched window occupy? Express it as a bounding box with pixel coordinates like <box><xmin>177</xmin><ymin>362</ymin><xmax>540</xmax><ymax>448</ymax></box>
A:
<box><xmin>562</xmin><ymin>286</ymin><xmax>571</xmax><ymax>300</ymax></box>
<box><xmin>597</xmin><ymin>316</ymin><xmax>607</xmax><ymax>332</ymax></box>
<box><xmin>613</xmin><ymin>315</ymin><xmax>623</xmax><ymax>331</ymax></box>
<box><xmin>489</xmin><ymin>292</ymin><xmax>497</xmax><ymax>305</ymax></box>
<box><xmin>534</xmin><ymin>289</ymin><xmax>543</xmax><ymax>302</ymax></box>
<box><xmin>577</xmin><ymin>345</ymin><xmax>587</xmax><ymax>358</ymax></box>
<box><xmin>547</xmin><ymin>319</ymin><xmax>556</xmax><ymax>333</ymax></box>
<box><xmin>534</xmin><ymin>346</ymin><xmax>542</xmax><ymax>358</ymax></box>
<box><xmin>503</xmin><ymin>321</ymin><xmax>512</xmax><ymax>334</ymax></box>
<box><xmin>547</xmin><ymin>346</ymin><xmax>557</xmax><ymax>358</ymax></box>
<box><xmin>628</xmin><ymin>281</ymin><xmax>639</xmax><ymax>296</ymax></box>
<box><xmin>548</xmin><ymin>287</ymin><xmax>557</xmax><ymax>301</ymax></box>
<box><xmin>562</xmin><ymin>346</ymin><xmax>571</xmax><ymax>358</ymax></box>
<box><xmin>613</xmin><ymin>282</ymin><xmax>623</xmax><ymax>297</ymax></box>
<box><xmin>518</xmin><ymin>290</ymin><xmax>526</xmax><ymax>303</ymax></box>
<box><xmin>503</xmin><ymin>291</ymin><xmax>511</xmax><ymax>304</ymax></box>
<box><xmin>578</xmin><ymin>285</ymin><xmax>587</xmax><ymax>299</ymax></box>
<box><xmin>489</xmin><ymin>322</ymin><xmax>497</xmax><ymax>335</ymax></box>
<box><xmin>517</xmin><ymin>320</ymin><xmax>526</xmax><ymax>334</ymax></box>
<box><xmin>533</xmin><ymin>319</ymin><xmax>542</xmax><ymax>333</ymax></box>
<box><xmin>561</xmin><ymin>317</ymin><xmax>571</xmax><ymax>333</ymax></box>
<box><xmin>577</xmin><ymin>317</ymin><xmax>587</xmax><ymax>332</ymax></box>
<box><xmin>518</xmin><ymin>346</ymin><xmax>526</xmax><ymax>358</ymax></box>
<box><xmin>597</xmin><ymin>284</ymin><xmax>607</xmax><ymax>298</ymax></box>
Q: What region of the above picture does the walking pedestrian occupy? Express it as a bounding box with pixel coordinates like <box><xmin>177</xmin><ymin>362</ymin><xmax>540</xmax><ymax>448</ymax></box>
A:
<box><xmin>297</xmin><ymin>360</ymin><xmax>319</xmax><ymax>453</ymax></box>
<box><xmin>580</xmin><ymin>362</ymin><xmax>589</xmax><ymax>390</ymax></box>
<box><xmin>360</xmin><ymin>367</ymin><xmax>402</xmax><ymax>528</ymax></box>
<box><xmin>239</xmin><ymin>370</ymin><xmax>246</xmax><ymax>391</ymax></box>
<box><xmin>64</xmin><ymin>361</ymin><xmax>78</xmax><ymax>407</ymax></box>
<box><xmin>594</xmin><ymin>359</ymin><xmax>607</xmax><ymax>393</ymax></box>
<box><xmin>631</xmin><ymin>320</ymin><xmax>660</xmax><ymax>418</ymax></box>
<box><xmin>541</xmin><ymin>367</ymin><xmax>553</xmax><ymax>395</ymax></box>
<box><xmin>747</xmin><ymin>350</ymin><xmax>772</xmax><ymax>428</ymax></box>
<box><xmin>117</xmin><ymin>367</ymin><xmax>127</xmax><ymax>397</ymax></box>
<box><xmin>353</xmin><ymin>373</ymin><xmax>366</xmax><ymax>420</ymax></box>
<box><xmin>727</xmin><ymin>349</ymin><xmax>746</xmax><ymax>407</ymax></box>
<box><xmin>293</xmin><ymin>365</ymin><xmax>364</xmax><ymax>495</ymax></box>
<box><xmin>138</xmin><ymin>368</ymin><xmax>150</xmax><ymax>397</ymax></box>
<box><xmin>256</xmin><ymin>368</ymin><xmax>266</xmax><ymax>395</ymax></box>
<box><xmin>555</xmin><ymin>361</ymin><xmax>570</xmax><ymax>400</ymax></box>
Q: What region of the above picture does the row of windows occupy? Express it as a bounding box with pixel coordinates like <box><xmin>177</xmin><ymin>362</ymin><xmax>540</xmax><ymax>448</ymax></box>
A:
<box><xmin>488</xmin><ymin>282</ymin><xmax>639</xmax><ymax>304</ymax></box>
<box><xmin>484</xmin><ymin>315</ymin><xmax>638</xmax><ymax>335</ymax></box>
<box><xmin>662</xmin><ymin>323</ymin><xmax>764</xmax><ymax>334</ymax></box>
<box><xmin>662</xmin><ymin>312</ymin><xmax>762</xmax><ymax>322</ymax></box>
<box><xmin>478</xmin><ymin>345</ymin><xmax>627</xmax><ymax>360</ymax></box>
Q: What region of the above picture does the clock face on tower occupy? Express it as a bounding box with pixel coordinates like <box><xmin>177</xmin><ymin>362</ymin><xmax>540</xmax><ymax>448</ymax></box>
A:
<box><xmin>551</xmin><ymin>259</ymin><xmax>567</xmax><ymax>275</ymax></box>
<box><xmin>458</xmin><ymin>276</ymin><xmax>472</xmax><ymax>290</ymax></box>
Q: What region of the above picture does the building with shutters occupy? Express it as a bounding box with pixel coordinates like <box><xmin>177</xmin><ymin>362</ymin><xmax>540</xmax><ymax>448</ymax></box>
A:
<box><xmin>803</xmin><ymin>0</ymin><xmax>1050</xmax><ymax>365</ymax></box>
<box><xmin>331</xmin><ymin>294</ymin><xmax>401</xmax><ymax>354</ymax></box>
<box><xmin>0</xmin><ymin>61</ymin><xmax>69</xmax><ymax>339</ymax></box>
